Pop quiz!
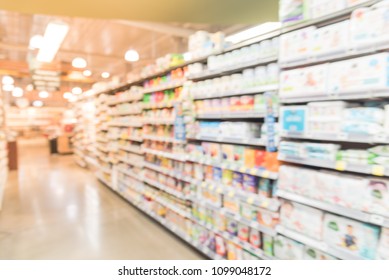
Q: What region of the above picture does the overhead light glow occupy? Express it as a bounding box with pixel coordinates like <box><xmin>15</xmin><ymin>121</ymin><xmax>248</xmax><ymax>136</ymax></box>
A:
<box><xmin>2</xmin><ymin>84</ymin><xmax>14</xmax><ymax>92</ymax></box>
<box><xmin>72</xmin><ymin>87</ymin><xmax>82</xmax><ymax>95</ymax></box>
<box><xmin>72</xmin><ymin>57</ymin><xmax>87</xmax><ymax>68</ymax></box>
<box><xmin>29</xmin><ymin>35</ymin><xmax>44</xmax><ymax>49</ymax></box>
<box><xmin>38</xmin><ymin>91</ymin><xmax>49</xmax><ymax>98</ymax></box>
<box><xmin>12</xmin><ymin>87</ymin><xmax>24</xmax><ymax>98</ymax></box>
<box><xmin>124</xmin><ymin>49</ymin><xmax>140</xmax><ymax>62</ymax></box>
<box><xmin>26</xmin><ymin>84</ymin><xmax>34</xmax><ymax>91</ymax></box>
<box><xmin>225</xmin><ymin>22</ymin><xmax>281</xmax><ymax>44</ymax></box>
<box><xmin>2</xmin><ymin>75</ymin><xmax>14</xmax><ymax>85</ymax></box>
<box><xmin>69</xmin><ymin>96</ymin><xmax>78</xmax><ymax>103</ymax></box>
<box><xmin>101</xmin><ymin>72</ymin><xmax>110</xmax><ymax>79</ymax></box>
<box><xmin>83</xmin><ymin>70</ymin><xmax>92</xmax><ymax>77</ymax></box>
<box><xmin>32</xmin><ymin>100</ymin><xmax>44</xmax><ymax>107</ymax></box>
<box><xmin>63</xmin><ymin>92</ymin><xmax>72</xmax><ymax>99</ymax></box>
<box><xmin>36</xmin><ymin>22</ymin><xmax>69</xmax><ymax>63</ymax></box>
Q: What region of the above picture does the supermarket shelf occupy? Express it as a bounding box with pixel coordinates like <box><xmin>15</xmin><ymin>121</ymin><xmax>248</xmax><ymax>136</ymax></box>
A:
<box><xmin>97</xmin><ymin>165</ymin><xmax>111</xmax><ymax>174</ymax></box>
<box><xmin>191</xmin><ymin>178</ymin><xmax>280</xmax><ymax>212</ymax></box>
<box><xmin>188</xmin><ymin>56</ymin><xmax>278</xmax><ymax>81</ymax></box>
<box><xmin>107</xmin><ymin>96</ymin><xmax>142</xmax><ymax>106</ymax></box>
<box><xmin>110</xmin><ymin>110</ymin><xmax>142</xmax><ymax>116</ymax></box>
<box><xmin>188</xmin><ymin>135</ymin><xmax>266</xmax><ymax>147</ymax></box>
<box><xmin>97</xmin><ymin>174</ymin><xmax>113</xmax><ymax>188</ymax></box>
<box><xmin>280</xmin><ymin>0</ymin><xmax>380</xmax><ymax>34</ymax></box>
<box><xmin>142</xmin><ymin>80</ymin><xmax>185</xmax><ymax>94</ymax></box>
<box><xmin>97</xmin><ymin>145</ymin><xmax>109</xmax><ymax>153</ymax></box>
<box><xmin>197</xmin><ymin>111</ymin><xmax>267</xmax><ymax>120</ymax></box>
<box><xmin>187</xmin><ymin>155</ymin><xmax>278</xmax><ymax>180</ymax></box>
<box><xmin>143</xmin><ymin>135</ymin><xmax>186</xmax><ymax>144</ymax></box>
<box><xmin>276</xmin><ymin>225</ymin><xmax>364</xmax><ymax>260</ymax></box>
<box><xmin>193</xmin><ymin>84</ymin><xmax>279</xmax><ymax>100</ymax></box>
<box><xmin>277</xmin><ymin>190</ymin><xmax>389</xmax><ymax>228</ymax></box>
<box><xmin>143</xmin><ymin>101</ymin><xmax>175</xmax><ymax>110</ymax></box>
<box><xmin>142</xmin><ymin>118</ymin><xmax>175</xmax><ymax>125</ymax></box>
<box><xmin>109</xmin><ymin>135</ymin><xmax>143</xmax><ymax>142</ymax></box>
<box><xmin>142</xmin><ymin>148</ymin><xmax>187</xmax><ymax>162</ymax></box>
<box><xmin>108</xmin><ymin>122</ymin><xmax>143</xmax><ymax>128</ymax></box>
<box><xmin>281</xmin><ymin>132</ymin><xmax>389</xmax><ymax>144</ymax></box>
<box><xmin>85</xmin><ymin>156</ymin><xmax>98</xmax><ymax>167</ymax></box>
<box><xmin>96</xmin><ymin>137</ymin><xmax>109</xmax><ymax>143</ymax></box>
<box><xmin>143</xmin><ymin>162</ymin><xmax>192</xmax><ymax>183</ymax></box>
<box><xmin>155</xmin><ymin>197</ymin><xmax>191</xmax><ymax>219</ymax></box>
<box><xmin>280</xmin><ymin>91</ymin><xmax>389</xmax><ymax>104</ymax></box>
<box><xmin>117</xmin><ymin>167</ymin><xmax>145</xmax><ymax>182</ymax></box>
<box><xmin>278</xmin><ymin>154</ymin><xmax>388</xmax><ymax>177</ymax></box>
<box><xmin>143</xmin><ymin>177</ymin><xmax>189</xmax><ymax>200</ymax></box>
<box><xmin>117</xmin><ymin>157</ymin><xmax>144</xmax><ymax>168</ymax></box>
<box><xmin>118</xmin><ymin>145</ymin><xmax>144</xmax><ymax>155</ymax></box>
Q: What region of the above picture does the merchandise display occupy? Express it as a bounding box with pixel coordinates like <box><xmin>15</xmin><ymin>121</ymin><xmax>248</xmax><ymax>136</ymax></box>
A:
<box><xmin>0</xmin><ymin>93</ymin><xmax>7</xmax><ymax>209</ymax></box>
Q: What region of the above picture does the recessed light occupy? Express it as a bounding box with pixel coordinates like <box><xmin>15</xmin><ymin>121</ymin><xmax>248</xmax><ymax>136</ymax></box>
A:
<box><xmin>124</xmin><ymin>49</ymin><xmax>140</xmax><ymax>62</ymax></box>
<box><xmin>83</xmin><ymin>70</ymin><xmax>92</xmax><ymax>77</ymax></box>
<box><xmin>32</xmin><ymin>100</ymin><xmax>44</xmax><ymax>107</ymax></box>
<box><xmin>2</xmin><ymin>75</ymin><xmax>14</xmax><ymax>85</ymax></box>
<box><xmin>39</xmin><ymin>91</ymin><xmax>49</xmax><ymax>98</ymax></box>
<box><xmin>101</xmin><ymin>72</ymin><xmax>110</xmax><ymax>79</ymax></box>
<box><xmin>12</xmin><ymin>87</ymin><xmax>24</xmax><ymax>97</ymax></box>
<box><xmin>63</xmin><ymin>92</ymin><xmax>72</xmax><ymax>99</ymax></box>
<box><xmin>2</xmin><ymin>84</ymin><xmax>14</xmax><ymax>91</ymax></box>
<box><xmin>72</xmin><ymin>87</ymin><xmax>82</xmax><ymax>95</ymax></box>
<box><xmin>72</xmin><ymin>57</ymin><xmax>87</xmax><ymax>68</ymax></box>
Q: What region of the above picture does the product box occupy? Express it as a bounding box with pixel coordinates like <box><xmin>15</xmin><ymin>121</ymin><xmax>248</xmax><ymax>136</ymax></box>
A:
<box><xmin>323</xmin><ymin>214</ymin><xmax>380</xmax><ymax>259</ymax></box>
<box><xmin>363</xmin><ymin>178</ymin><xmax>389</xmax><ymax>217</ymax></box>
<box><xmin>222</xmin><ymin>144</ymin><xmax>235</xmax><ymax>162</ymax></box>
<box><xmin>226</xmin><ymin>218</ymin><xmax>239</xmax><ymax>236</ymax></box>
<box><xmin>230</xmin><ymin>97</ymin><xmax>241</xmax><ymax>111</ymax></box>
<box><xmin>238</xmin><ymin>223</ymin><xmax>250</xmax><ymax>242</ymax></box>
<box><xmin>303</xmin><ymin>246</ymin><xmax>337</xmax><ymax>260</ymax></box>
<box><xmin>328</xmin><ymin>53</ymin><xmax>389</xmax><ymax>94</ymax></box>
<box><xmin>232</xmin><ymin>172</ymin><xmax>244</xmax><ymax>189</ymax></box>
<box><xmin>310</xmin><ymin>0</ymin><xmax>346</xmax><ymax>19</ymax></box>
<box><xmin>254</xmin><ymin>150</ymin><xmax>266</xmax><ymax>168</ymax></box>
<box><xmin>279</xmin><ymin>26</ymin><xmax>315</xmax><ymax>63</ymax></box>
<box><xmin>244</xmin><ymin>148</ymin><xmax>256</xmax><ymax>168</ymax></box>
<box><xmin>224</xmin><ymin>196</ymin><xmax>240</xmax><ymax>213</ymax></box>
<box><xmin>222</xmin><ymin>169</ymin><xmax>233</xmax><ymax>186</ymax></box>
<box><xmin>280</xmin><ymin>201</ymin><xmax>324</xmax><ymax>240</ymax></box>
<box><xmin>240</xmin><ymin>95</ymin><xmax>255</xmax><ymax>111</ymax></box>
<box><xmin>205</xmin><ymin>165</ymin><xmax>214</xmax><ymax>181</ymax></box>
<box><xmin>227</xmin><ymin>241</ymin><xmax>237</xmax><ymax>260</ymax></box>
<box><xmin>262</xmin><ymin>234</ymin><xmax>274</xmax><ymax>256</ymax></box>
<box><xmin>233</xmin><ymin>145</ymin><xmax>245</xmax><ymax>165</ymax></box>
<box><xmin>240</xmin><ymin>202</ymin><xmax>257</xmax><ymax>221</ymax></box>
<box><xmin>249</xmin><ymin>229</ymin><xmax>262</xmax><ymax>248</ymax></box>
<box><xmin>258</xmin><ymin>179</ymin><xmax>272</xmax><ymax>198</ymax></box>
<box><xmin>279</xmin><ymin>0</ymin><xmax>310</xmax><ymax>24</ymax></box>
<box><xmin>257</xmin><ymin>208</ymin><xmax>279</xmax><ymax>228</ymax></box>
<box><xmin>213</xmin><ymin>167</ymin><xmax>222</xmax><ymax>183</ymax></box>
<box><xmin>377</xmin><ymin>228</ymin><xmax>389</xmax><ymax>260</ymax></box>
<box><xmin>274</xmin><ymin>235</ymin><xmax>304</xmax><ymax>260</ymax></box>
<box><xmin>243</xmin><ymin>174</ymin><xmax>258</xmax><ymax>193</ymax></box>
<box><xmin>280</xmin><ymin>106</ymin><xmax>308</xmax><ymax>135</ymax></box>
<box><xmin>210</xmin><ymin>143</ymin><xmax>222</xmax><ymax>162</ymax></box>
<box><xmin>215</xmin><ymin>235</ymin><xmax>227</xmax><ymax>257</ymax></box>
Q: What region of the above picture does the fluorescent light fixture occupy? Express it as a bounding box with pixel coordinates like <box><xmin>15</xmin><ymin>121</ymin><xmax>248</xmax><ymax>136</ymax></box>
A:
<box><xmin>29</xmin><ymin>35</ymin><xmax>44</xmax><ymax>49</ymax></box>
<box><xmin>2</xmin><ymin>75</ymin><xmax>14</xmax><ymax>85</ymax></box>
<box><xmin>26</xmin><ymin>84</ymin><xmax>34</xmax><ymax>91</ymax></box>
<box><xmin>2</xmin><ymin>84</ymin><xmax>14</xmax><ymax>91</ymax></box>
<box><xmin>39</xmin><ymin>91</ymin><xmax>49</xmax><ymax>98</ymax></box>
<box><xmin>36</xmin><ymin>22</ymin><xmax>69</xmax><ymax>63</ymax></box>
<box><xmin>12</xmin><ymin>87</ymin><xmax>24</xmax><ymax>97</ymax></box>
<box><xmin>125</xmin><ymin>49</ymin><xmax>139</xmax><ymax>62</ymax></box>
<box><xmin>101</xmin><ymin>72</ymin><xmax>110</xmax><ymax>79</ymax></box>
<box><xmin>72</xmin><ymin>57</ymin><xmax>87</xmax><ymax>68</ymax></box>
<box><xmin>32</xmin><ymin>100</ymin><xmax>44</xmax><ymax>107</ymax></box>
<box><xmin>63</xmin><ymin>92</ymin><xmax>72</xmax><ymax>99</ymax></box>
<box><xmin>83</xmin><ymin>70</ymin><xmax>92</xmax><ymax>77</ymax></box>
<box><xmin>225</xmin><ymin>22</ymin><xmax>281</xmax><ymax>44</ymax></box>
<box><xmin>72</xmin><ymin>87</ymin><xmax>82</xmax><ymax>95</ymax></box>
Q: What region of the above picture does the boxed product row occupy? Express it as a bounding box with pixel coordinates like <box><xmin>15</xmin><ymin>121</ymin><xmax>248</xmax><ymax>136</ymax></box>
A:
<box><xmin>280</xmin><ymin>101</ymin><xmax>389</xmax><ymax>136</ymax></box>
<box><xmin>279</xmin><ymin>0</ymin><xmax>371</xmax><ymax>24</ymax></box>
<box><xmin>189</xmin><ymin>65</ymin><xmax>279</xmax><ymax>99</ymax></box>
<box><xmin>110</xmin><ymin>103</ymin><xmax>142</xmax><ymax>115</ymax></box>
<box><xmin>143</xmin><ymin>87</ymin><xmax>183</xmax><ymax>106</ymax></box>
<box><xmin>280</xmin><ymin>140</ymin><xmax>389</xmax><ymax>167</ymax></box>
<box><xmin>280</xmin><ymin>53</ymin><xmax>389</xmax><ymax>98</ymax></box>
<box><xmin>192</xmin><ymin>205</ymin><xmax>275</xmax><ymax>256</ymax></box>
<box><xmin>144</xmin><ymin>170</ymin><xmax>192</xmax><ymax>196</ymax></box>
<box><xmin>107</xmin><ymin>127</ymin><xmax>143</xmax><ymax>139</ymax></box>
<box><xmin>117</xmin><ymin>150</ymin><xmax>143</xmax><ymax>163</ymax></box>
<box><xmin>193</xmin><ymin>121</ymin><xmax>262</xmax><ymax>140</ymax></box>
<box><xmin>143</xmin><ymin>124</ymin><xmax>175</xmax><ymax>139</ymax></box>
<box><xmin>279</xmin><ymin>165</ymin><xmax>389</xmax><ymax>216</ymax></box>
<box><xmin>279</xmin><ymin>200</ymin><xmax>388</xmax><ymax>260</ymax></box>
<box><xmin>142</xmin><ymin>108</ymin><xmax>175</xmax><ymax>121</ymax></box>
<box><xmin>194</xmin><ymin>93</ymin><xmax>279</xmax><ymax>115</ymax></box>
<box><xmin>188</xmin><ymin>31</ymin><xmax>225</xmax><ymax>60</ymax></box>
<box><xmin>186</xmin><ymin>142</ymin><xmax>280</xmax><ymax>171</ymax></box>
<box><xmin>110</xmin><ymin>116</ymin><xmax>143</xmax><ymax>125</ymax></box>
<box><xmin>143</xmin><ymin>67</ymin><xmax>187</xmax><ymax>90</ymax></box>
<box><xmin>281</xmin><ymin>3</ymin><xmax>389</xmax><ymax>64</ymax></box>
<box><xmin>143</xmin><ymin>141</ymin><xmax>186</xmax><ymax>154</ymax></box>
<box><xmin>140</xmin><ymin>54</ymin><xmax>186</xmax><ymax>78</ymax></box>
<box><xmin>108</xmin><ymin>86</ymin><xmax>143</xmax><ymax>104</ymax></box>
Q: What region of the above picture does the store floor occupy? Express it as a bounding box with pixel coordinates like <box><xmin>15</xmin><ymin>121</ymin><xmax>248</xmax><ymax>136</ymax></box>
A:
<box><xmin>0</xmin><ymin>137</ymin><xmax>203</xmax><ymax>260</ymax></box>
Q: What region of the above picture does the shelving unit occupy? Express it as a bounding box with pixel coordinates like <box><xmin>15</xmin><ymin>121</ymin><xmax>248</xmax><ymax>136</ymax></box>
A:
<box><xmin>0</xmin><ymin>91</ymin><xmax>8</xmax><ymax>210</ymax></box>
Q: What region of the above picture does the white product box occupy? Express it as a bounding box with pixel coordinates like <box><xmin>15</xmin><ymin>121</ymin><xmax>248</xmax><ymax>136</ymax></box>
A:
<box><xmin>294</xmin><ymin>167</ymin><xmax>316</xmax><ymax>197</ymax></box>
<box><xmin>323</xmin><ymin>214</ymin><xmax>380</xmax><ymax>259</ymax></box>
<box><xmin>278</xmin><ymin>165</ymin><xmax>299</xmax><ymax>193</ymax></box>
<box><xmin>363</xmin><ymin>178</ymin><xmax>389</xmax><ymax>217</ymax></box>
<box><xmin>310</xmin><ymin>0</ymin><xmax>347</xmax><ymax>19</ymax></box>
<box><xmin>280</xmin><ymin>201</ymin><xmax>324</xmax><ymax>240</ymax></box>
<box><xmin>377</xmin><ymin>228</ymin><xmax>389</xmax><ymax>260</ymax></box>
<box><xmin>311</xmin><ymin>20</ymin><xmax>350</xmax><ymax>57</ymax></box>
<box><xmin>303</xmin><ymin>246</ymin><xmax>337</xmax><ymax>260</ymax></box>
<box><xmin>280</xmin><ymin>64</ymin><xmax>329</xmax><ymax>98</ymax></box>
<box><xmin>279</xmin><ymin>26</ymin><xmax>316</xmax><ymax>63</ymax></box>
<box><xmin>328</xmin><ymin>53</ymin><xmax>389</xmax><ymax>94</ymax></box>
<box><xmin>274</xmin><ymin>235</ymin><xmax>304</xmax><ymax>260</ymax></box>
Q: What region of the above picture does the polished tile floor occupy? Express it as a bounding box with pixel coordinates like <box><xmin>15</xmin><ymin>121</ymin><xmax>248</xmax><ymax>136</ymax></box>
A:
<box><xmin>0</xmin><ymin>138</ymin><xmax>203</xmax><ymax>260</ymax></box>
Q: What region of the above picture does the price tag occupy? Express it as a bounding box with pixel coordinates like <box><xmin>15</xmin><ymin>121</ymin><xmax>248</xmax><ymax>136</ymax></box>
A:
<box><xmin>247</xmin><ymin>197</ymin><xmax>255</xmax><ymax>204</ymax></box>
<box><xmin>338</xmin><ymin>133</ymin><xmax>348</xmax><ymax>140</ymax></box>
<box><xmin>228</xmin><ymin>190</ymin><xmax>235</xmax><ymax>198</ymax></box>
<box><xmin>372</xmin><ymin>165</ymin><xmax>385</xmax><ymax>177</ymax></box>
<box><xmin>370</xmin><ymin>214</ymin><xmax>385</xmax><ymax>226</ymax></box>
<box><xmin>335</xmin><ymin>161</ymin><xmax>346</xmax><ymax>171</ymax></box>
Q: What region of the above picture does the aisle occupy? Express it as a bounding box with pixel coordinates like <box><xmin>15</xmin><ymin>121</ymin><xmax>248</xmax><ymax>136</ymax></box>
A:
<box><xmin>0</xmin><ymin>138</ymin><xmax>203</xmax><ymax>260</ymax></box>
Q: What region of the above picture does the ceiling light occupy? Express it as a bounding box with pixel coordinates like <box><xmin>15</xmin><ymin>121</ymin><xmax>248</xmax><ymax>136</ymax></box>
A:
<box><xmin>101</xmin><ymin>72</ymin><xmax>110</xmax><ymax>79</ymax></box>
<box><xmin>2</xmin><ymin>75</ymin><xmax>14</xmax><ymax>85</ymax></box>
<box><xmin>124</xmin><ymin>49</ymin><xmax>140</xmax><ymax>62</ymax></box>
<box><xmin>72</xmin><ymin>87</ymin><xmax>82</xmax><ymax>95</ymax></box>
<box><xmin>38</xmin><ymin>91</ymin><xmax>49</xmax><ymax>98</ymax></box>
<box><xmin>26</xmin><ymin>84</ymin><xmax>34</xmax><ymax>91</ymax></box>
<box><xmin>32</xmin><ymin>100</ymin><xmax>44</xmax><ymax>107</ymax></box>
<box><xmin>36</xmin><ymin>22</ymin><xmax>69</xmax><ymax>63</ymax></box>
<box><xmin>69</xmin><ymin>96</ymin><xmax>78</xmax><ymax>103</ymax></box>
<box><xmin>12</xmin><ymin>87</ymin><xmax>24</xmax><ymax>98</ymax></box>
<box><xmin>72</xmin><ymin>57</ymin><xmax>87</xmax><ymax>68</ymax></box>
<box><xmin>2</xmin><ymin>84</ymin><xmax>14</xmax><ymax>91</ymax></box>
<box><xmin>29</xmin><ymin>35</ymin><xmax>44</xmax><ymax>49</ymax></box>
<box><xmin>83</xmin><ymin>70</ymin><xmax>92</xmax><ymax>77</ymax></box>
<box><xmin>225</xmin><ymin>22</ymin><xmax>281</xmax><ymax>44</ymax></box>
<box><xmin>63</xmin><ymin>92</ymin><xmax>72</xmax><ymax>99</ymax></box>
